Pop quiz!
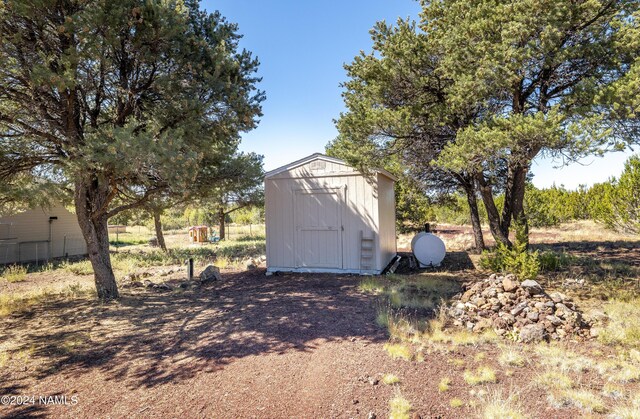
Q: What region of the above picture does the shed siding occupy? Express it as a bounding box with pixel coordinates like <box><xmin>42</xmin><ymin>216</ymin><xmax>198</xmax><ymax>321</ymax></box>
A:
<box><xmin>266</xmin><ymin>171</ymin><xmax>380</xmax><ymax>271</ymax></box>
<box><xmin>377</xmin><ymin>174</ymin><xmax>397</xmax><ymax>271</ymax></box>
<box><xmin>266</xmin><ymin>156</ymin><xmax>396</xmax><ymax>274</ymax></box>
<box><xmin>0</xmin><ymin>204</ymin><xmax>87</xmax><ymax>264</ymax></box>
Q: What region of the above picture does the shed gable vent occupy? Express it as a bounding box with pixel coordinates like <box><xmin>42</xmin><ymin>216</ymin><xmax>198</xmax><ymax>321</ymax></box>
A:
<box><xmin>309</xmin><ymin>160</ymin><xmax>326</xmax><ymax>171</ymax></box>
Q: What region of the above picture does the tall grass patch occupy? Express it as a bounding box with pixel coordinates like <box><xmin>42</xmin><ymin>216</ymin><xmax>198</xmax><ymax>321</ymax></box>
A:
<box><xmin>1</xmin><ymin>264</ymin><xmax>28</xmax><ymax>282</ymax></box>
<box><xmin>481</xmin><ymin>390</ymin><xmax>526</xmax><ymax>419</ymax></box>
<box><xmin>389</xmin><ymin>392</ymin><xmax>412</xmax><ymax>419</ymax></box>
<box><xmin>598</xmin><ymin>298</ymin><xmax>640</xmax><ymax>347</ymax></box>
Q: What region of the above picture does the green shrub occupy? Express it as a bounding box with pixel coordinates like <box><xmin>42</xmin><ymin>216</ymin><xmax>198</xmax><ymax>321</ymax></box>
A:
<box><xmin>538</xmin><ymin>251</ymin><xmax>574</xmax><ymax>272</ymax></box>
<box><xmin>479</xmin><ymin>223</ymin><xmax>540</xmax><ymax>279</ymax></box>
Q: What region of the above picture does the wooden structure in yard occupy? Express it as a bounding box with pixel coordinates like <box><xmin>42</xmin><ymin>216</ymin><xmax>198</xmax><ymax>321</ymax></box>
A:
<box><xmin>264</xmin><ymin>153</ymin><xmax>397</xmax><ymax>275</ymax></box>
<box><xmin>188</xmin><ymin>226</ymin><xmax>209</xmax><ymax>243</ymax></box>
<box><xmin>107</xmin><ymin>225</ymin><xmax>127</xmax><ymax>234</ymax></box>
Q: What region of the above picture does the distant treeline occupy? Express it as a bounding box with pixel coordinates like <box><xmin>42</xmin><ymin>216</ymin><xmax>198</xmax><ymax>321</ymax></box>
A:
<box><xmin>111</xmin><ymin>206</ymin><xmax>265</xmax><ymax>231</ymax></box>
<box><xmin>399</xmin><ymin>155</ymin><xmax>640</xmax><ymax>234</ymax></box>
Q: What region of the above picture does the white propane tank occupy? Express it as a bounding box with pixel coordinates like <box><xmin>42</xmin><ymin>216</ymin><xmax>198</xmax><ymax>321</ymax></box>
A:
<box><xmin>411</xmin><ymin>230</ymin><xmax>446</xmax><ymax>268</ymax></box>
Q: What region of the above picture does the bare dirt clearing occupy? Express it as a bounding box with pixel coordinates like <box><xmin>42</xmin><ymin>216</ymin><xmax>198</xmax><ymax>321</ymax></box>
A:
<box><xmin>0</xmin><ymin>270</ymin><xmax>602</xmax><ymax>419</ymax></box>
<box><xmin>1</xmin><ymin>222</ymin><xmax>639</xmax><ymax>418</ymax></box>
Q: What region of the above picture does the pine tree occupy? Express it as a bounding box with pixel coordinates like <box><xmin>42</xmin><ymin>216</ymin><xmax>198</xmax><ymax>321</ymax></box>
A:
<box><xmin>0</xmin><ymin>0</ymin><xmax>264</xmax><ymax>299</ymax></box>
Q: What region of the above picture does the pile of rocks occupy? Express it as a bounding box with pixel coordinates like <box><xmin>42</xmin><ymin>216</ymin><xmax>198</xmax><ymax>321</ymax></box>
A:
<box><xmin>447</xmin><ymin>274</ymin><xmax>590</xmax><ymax>342</ymax></box>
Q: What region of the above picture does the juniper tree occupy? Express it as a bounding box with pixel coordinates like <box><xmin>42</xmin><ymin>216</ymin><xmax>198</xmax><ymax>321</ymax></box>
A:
<box><xmin>331</xmin><ymin>20</ymin><xmax>488</xmax><ymax>250</ymax></box>
<box><xmin>0</xmin><ymin>0</ymin><xmax>263</xmax><ymax>299</ymax></box>
<box><xmin>428</xmin><ymin>0</ymin><xmax>640</xmax><ymax>244</ymax></box>
<box><xmin>335</xmin><ymin>0</ymin><xmax>639</xmax><ymax>248</ymax></box>
<box><xmin>194</xmin><ymin>152</ymin><xmax>263</xmax><ymax>240</ymax></box>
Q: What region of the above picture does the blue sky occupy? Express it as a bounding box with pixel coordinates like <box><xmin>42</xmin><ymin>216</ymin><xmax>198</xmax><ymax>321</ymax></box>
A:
<box><xmin>206</xmin><ymin>0</ymin><xmax>630</xmax><ymax>189</ymax></box>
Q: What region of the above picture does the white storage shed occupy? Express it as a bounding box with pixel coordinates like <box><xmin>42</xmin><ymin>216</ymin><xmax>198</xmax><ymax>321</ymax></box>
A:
<box><xmin>265</xmin><ymin>153</ymin><xmax>397</xmax><ymax>275</ymax></box>
<box><xmin>0</xmin><ymin>203</ymin><xmax>87</xmax><ymax>265</ymax></box>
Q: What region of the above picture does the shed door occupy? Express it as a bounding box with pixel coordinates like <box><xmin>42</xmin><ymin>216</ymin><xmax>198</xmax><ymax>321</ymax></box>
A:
<box><xmin>294</xmin><ymin>188</ymin><xmax>343</xmax><ymax>269</ymax></box>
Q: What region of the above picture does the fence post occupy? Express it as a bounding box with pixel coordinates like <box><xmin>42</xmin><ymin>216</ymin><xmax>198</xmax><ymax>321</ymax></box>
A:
<box><xmin>187</xmin><ymin>258</ymin><xmax>194</xmax><ymax>281</ymax></box>
<box><xmin>63</xmin><ymin>235</ymin><xmax>67</xmax><ymax>258</ymax></box>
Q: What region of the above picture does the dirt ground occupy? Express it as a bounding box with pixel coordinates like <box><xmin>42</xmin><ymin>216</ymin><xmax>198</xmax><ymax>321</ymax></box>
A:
<box><xmin>1</xmin><ymin>222</ymin><xmax>639</xmax><ymax>418</ymax></box>
<box><xmin>0</xmin><ymin>269</ymin><xmax>618</xmax><ymax>419</ymax></box>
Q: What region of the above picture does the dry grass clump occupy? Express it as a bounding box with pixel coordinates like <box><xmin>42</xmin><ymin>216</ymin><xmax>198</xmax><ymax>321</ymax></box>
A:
<box><xmin>498</xmin><ymin>346</ymin><xmax>526</xmax><ymax>367</ymax></box>
<box><xmin>610</xmin><ymin>393</ymin><xmax>640</xmax><ymax>419</ymax></box>
<box><xmin>610</xmin><ymin>367</ymin><xmax>640</xmax><ymax>383</ymax></box>
<box><xmin>0</xmin><ymin>351</ymin><xmax>9</xmax><ymax>368</ymax></box>
<box><xmin>0</xmin><ymin>289</ymin><xmax>51</xmax><ymax>317</ymax></box>
<box><xmin>533</xmin><ymin>371</ymin><xmax>574</xmax><ymax>391</ymax></box>
<box><xmin>534</xmin><ymin>343</ymin><xmax>592</xmax><ymax>373</ymax></box>
<box><xmin>464</xmin><ymin>366</ymin><xmax>497</xmax><ymax>385</ymax></box>
<box><xmin>481</xmin><ymin>390</ymin><xmax>526</xmax><ymax>419</ymax></box>
<box><xmin>449</xmin><ymin>398</ymin><xmax>464</xmax><ymax>408</ymax></box>
<box><xmin>359</xmin><ymin>277</ymin><xmax>385</xmax><ymax>294</ymax></box>
<box><xmin>598</xmin><ymin>298</ymin><xmax>640</xmax><ymax>347</ymax></box>
<box><xmin>612</xmin><ymin>405</ymin><xmax>640</xmax><ymax>419</ymax></box>
<box><xmin>448</xmin><ymin>358</ymin><xmax>465</xmax><ymax>367</ymax></box>
<box><xmin>547</xmin><ymin>388</ymin><xmax>607</xmax><ymax>413</ymax></box>
<box><xmin>601</xmin><ymin>361</ymin><xmax>640</xmax><ymax>383</ymax></box>
<box><xmin>370</xmin><ymin>274</ymin><xmax>462</xmax><ymax>316</ymax></box>
<box><xmin>593</xmin><ymin>355</ymin><xmax>640</xmax><ymax>383</ymax></box>
<box><xmin>389</xmin><ymin>392</ymin><xmax>412</xmax><ymax>419</ymax></box>
<box><xmin>384</xmin><ymin>343</ymin><xmax>413</xmax><ymax>361</ymax></box>
<box><xmin>438</xmin><ymin>377</ymin><xmax>450</xmax><ymax>392</ymax></box>
<box><xmin>1</xmin><ymin>264</ymin><xmax>28</xmax><ymax>282</ymax></box>
<box><xmin>602</xmin><ymin>382</ymin><xmax>625</xmax><ymax>399</ymax></box>
<box><xmin>61</xmin><ymin>259</ymin><xmax>94</xmax><ymax>276</ymax></box>
<box><xmin>428</xmin><ymin>319</ymin><xmax>499</xmax><ymax>347</ymax></box>
<box><xmin>0</xmin><ymin>283</ymin><xmax>95</xmax><ymax>317</ymax></box>
<box><xmin>382</xmin><ymin>373</ymin><xmax>401</xmax><ymax>385</ymax></box>
<box><xmin>535</xmin><ymin>370</ymin><xmax>607</xmax><ymax>413</ymax></box>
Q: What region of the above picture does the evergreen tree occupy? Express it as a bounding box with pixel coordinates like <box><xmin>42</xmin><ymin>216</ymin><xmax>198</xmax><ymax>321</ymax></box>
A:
<box><xmin>0</xmin><ymin>0</ymin><xmax>264</xmax><ymax>299</ymax></box>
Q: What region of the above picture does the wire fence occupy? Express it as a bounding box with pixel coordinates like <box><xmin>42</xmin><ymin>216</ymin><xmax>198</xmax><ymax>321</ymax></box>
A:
<box><xmin>0</xmin><ymin>236</ymin><xmax>86</xmax><ymax>266</ymax></box>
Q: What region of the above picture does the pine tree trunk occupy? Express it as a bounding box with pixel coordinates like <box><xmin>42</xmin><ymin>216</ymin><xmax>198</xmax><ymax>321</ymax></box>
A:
<box><xmin>500</xmin><ymin>168</ymin><xmax>515</xmax><ymax>237</ymax></box>
<box><xmin>153</xmin><ymin>209</ymin><xmax>167</xmax><ymax>252</ymax></box>
<box><xmin>464</xmin><ymin>186</ymin><xmax>485</xmax><ymax>252</ymax></box>
<box><xmin>510</xmin><ymin>166</ymin><xmax>530</xmax><ymax>247</ymax></box>
<box><xmin>74</xmin><ymin>178</ymin><xmax>119</xmax><ymax>300</ymax></box>
<box><xmin>218</xmin><ymin>207</ymin><xmax>226</xmax><ymax>241</ymax></box>
<box><xmin>476</xmin><ymin>175</ymin><xmax>512</xmax><ymax>247</ymax></box>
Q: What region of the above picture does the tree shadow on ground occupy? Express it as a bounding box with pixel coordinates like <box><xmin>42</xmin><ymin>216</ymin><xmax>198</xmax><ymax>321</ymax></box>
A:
<box><xmin>394</xmin><ymin>251</ymin><xmax>475</xmax><ymax>274</ymax></box>
<box><xmin>0</xmin><ymin>271</ymin><xmax>385</xmax><ymax>391</ymax></box>
<box><xmin>533</xmin><ymin>240</ymin><xmax>640</xmax><ymax>266</ymax></box>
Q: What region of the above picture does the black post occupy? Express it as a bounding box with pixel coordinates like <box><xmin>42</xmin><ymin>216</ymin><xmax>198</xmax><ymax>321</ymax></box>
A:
<box><xmin>424</xmin><ymin>223</ymin><xmax>431</xmax><ymax>233</ymax></box>
<box><xmin>187</xmin><ymin>258</ymin><xmax>194</xmax><ymax>281</ymax></box>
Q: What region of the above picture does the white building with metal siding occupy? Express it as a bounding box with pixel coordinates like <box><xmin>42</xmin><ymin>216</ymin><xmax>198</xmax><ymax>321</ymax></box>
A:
<box><xmin>0</xmin><ymin>204</ymin><xmax>87</xmax><ymax>264</ymax></box>
<box><xmin>264</xmin><ymin>153</ymin><xmax>397</xmax><ymax>275</ymax></box>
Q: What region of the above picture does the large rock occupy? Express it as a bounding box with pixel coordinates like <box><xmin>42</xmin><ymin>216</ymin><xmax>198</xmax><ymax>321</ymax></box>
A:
<box><xmin>521</xmin><ymin>280</ymin><xmax>543</xmax><ymax>295</ymax></box>
<box><xmin>460</xmin><ymin>289</ymin><xmax>475</xmax><ymax>303</ymax></box>
<box><xmin>473</xmin><ymin>318</ymin><xmax>492</xmax><ymax>332</ymax></box>
<box><xmin>502</xmin><ymin>277</ymin><xmax>520</xmax><ymax>292</ymax></box>
<box><xmin>200</xmin><ymin>265</ymin><xmax>222</xmax><ymax>282</ymax></box>
<box><xmin>519</xmin><ymin>323</ymin><xmax>546</xmax><ymax>343</ymax></box>
<box><xmin>510</xmin><ymin>301</ymin><xmax>528</xmax><ymax>316</ymax></box>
